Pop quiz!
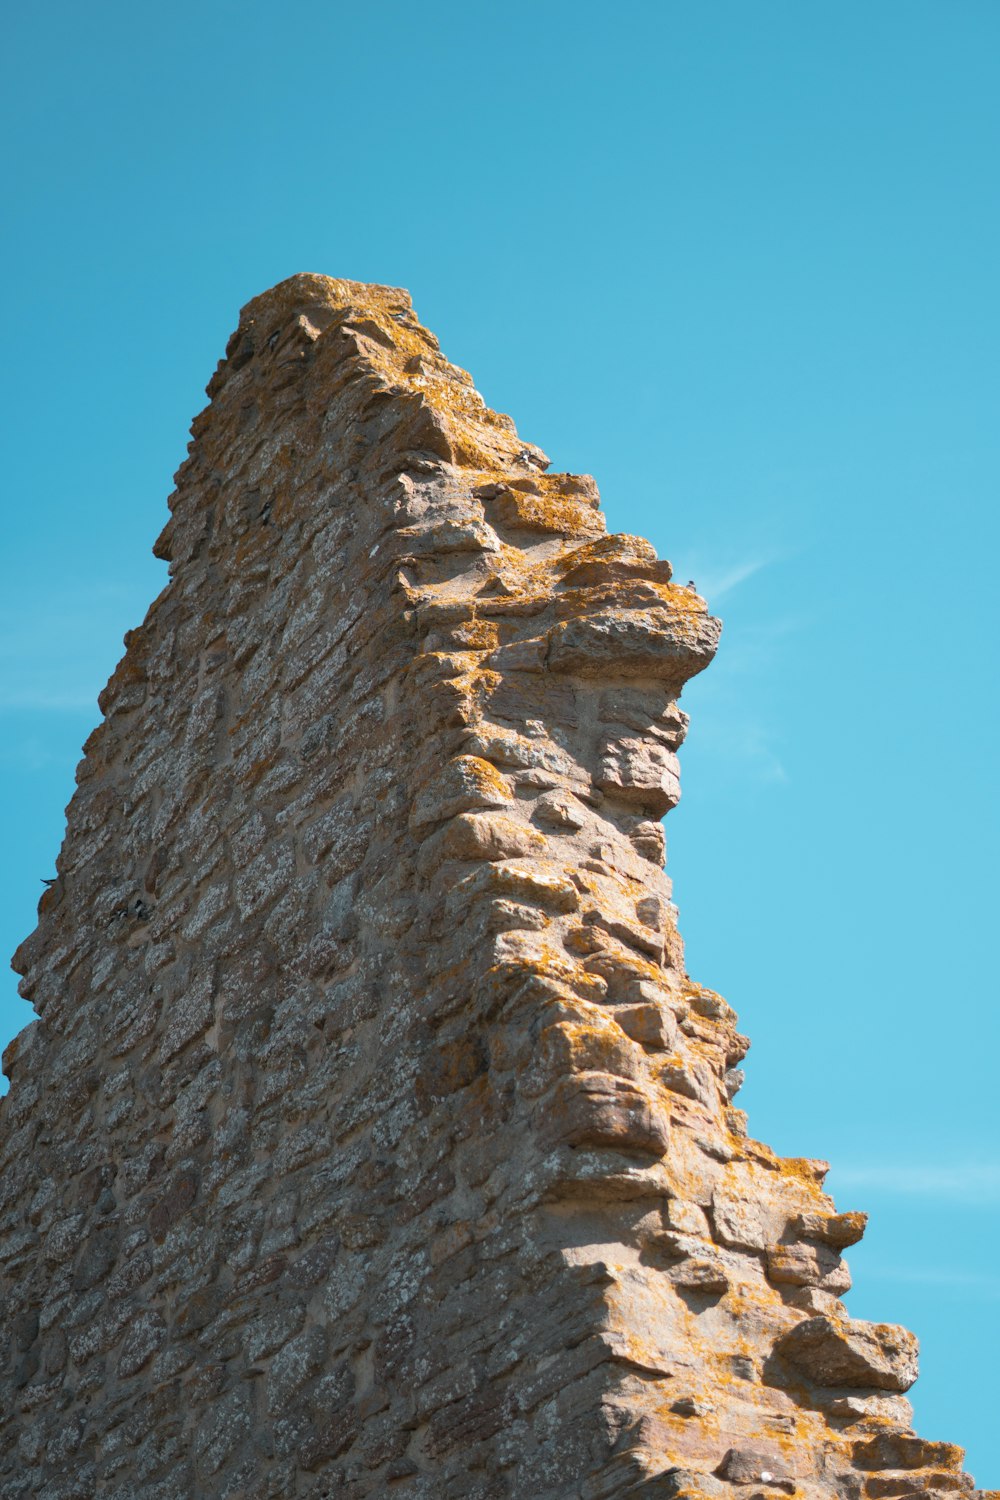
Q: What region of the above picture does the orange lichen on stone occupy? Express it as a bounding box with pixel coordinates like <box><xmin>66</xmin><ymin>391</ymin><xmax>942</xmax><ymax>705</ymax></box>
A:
<box><xmin>0</xmin><ymin>274</ymin><xmax>980</xmax><ymax>1500</ymax></box>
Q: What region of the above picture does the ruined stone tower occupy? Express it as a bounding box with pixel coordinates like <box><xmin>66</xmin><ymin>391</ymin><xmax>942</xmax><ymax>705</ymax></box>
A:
<box><xmin>0</xmin><ymin>276</ymin><xmax>986</xmax><ymax>1499</ymax></box>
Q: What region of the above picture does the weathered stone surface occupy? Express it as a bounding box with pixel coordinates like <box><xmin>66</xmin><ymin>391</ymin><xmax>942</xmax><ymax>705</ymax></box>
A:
<box><xmin>715</xmin><ymin>1446</ymin><xmax>796</xmax><ymax>1490</ymax></box>
<box><xmin>0</xmin><ymin>273</ymin><xmax>980</xmax><ymax>1498</ymax></box>
<box><xmin>775</xmin><ymin>1314</ymin><xmax>920</xmax><ymax>1391</ymax></box>
<box><xmin>766</xmin><ymin>1242</ymin><xmax>852</xmax><ymax>1294</ymax></box>
<box><xmin>794</xmin><ymin>1209</ymin><xmax>868</xmax><ymax>1248</ymax></box>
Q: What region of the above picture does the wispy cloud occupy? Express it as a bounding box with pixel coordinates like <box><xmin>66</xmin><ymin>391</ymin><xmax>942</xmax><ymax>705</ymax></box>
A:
<box><xmin>0</xmin><ymin>582</ymin><xmax>145</xmax><ymax>714</ymax></box>
<box><xmin>860</xmin><ymin>1265</ymin><xmax>1000</xmax><ymax>1297</ymax></box>
<box><xmin>678</xmin><ymin>543</ymin><xmax>802</xmax><ymax>606</ymax></box>
<box><xmin>0</xmin><ymin>672</ymin><xmax>106</xmax><ymax>715</ymax></box>
<box><xmin>0</xmin><ymin>689</ymin><xmax>98</xmax><ymax>712</ymax></box>
<box><xmin>680</xmin><ymin>610</ymin><xmax>802</xmax><ymax>785</ymax></box>
<box><xmin>695</xmin><ymin>555</ymin><xmax>773</xmax><ymax>602</ymax></box>
<box><xmin>833</xmin><ymin>1162</ymin><xmax>1000</xmax><ymax>1204</ymax></box>
<box><xmin>709</xmin><ymin>720</ymin><xmax>789</xmax><ymax>783</ymax></box>
<box><xmin>701</xmin><ymin>613</ymin><xmax>806</xmax><ymax>685</ymax></box>
<box><xmin>0</xmin><ymin>737</ymin><xmax>80</xmax><ymax>772</ymax></box>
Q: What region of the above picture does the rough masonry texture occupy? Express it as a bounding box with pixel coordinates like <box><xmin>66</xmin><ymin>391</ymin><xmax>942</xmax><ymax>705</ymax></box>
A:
<box><xmin>0</xmin><ymin>275</ymin><xmax>988</xmax><ymax>1500</ymax></box>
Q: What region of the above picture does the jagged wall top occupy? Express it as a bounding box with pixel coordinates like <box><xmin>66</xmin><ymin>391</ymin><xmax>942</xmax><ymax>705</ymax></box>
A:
<box><xmin>173</xmin><ymin>271</ymin><xmax>547</xmax><ymax>527</ymax></box>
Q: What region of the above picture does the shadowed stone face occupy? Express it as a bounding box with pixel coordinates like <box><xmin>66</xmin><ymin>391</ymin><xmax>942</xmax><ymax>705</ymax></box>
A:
<box><xmin>0</xmin><ymin>276</ymin><xmax>979</xmax><ymax>1499</ymax></box>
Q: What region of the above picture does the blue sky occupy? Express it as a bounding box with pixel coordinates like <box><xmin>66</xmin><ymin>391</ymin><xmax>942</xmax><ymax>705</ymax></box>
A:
<box><xmin>2</xmin><ymin>0</ymin><xmax>997</xmax><ymax>1479</ymax></box>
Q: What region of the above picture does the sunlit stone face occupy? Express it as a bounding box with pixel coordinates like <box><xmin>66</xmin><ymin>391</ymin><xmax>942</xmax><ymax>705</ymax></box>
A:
<box><xmin>1</xmin><ymin>276</ymin><xmax>954</xmax><ymax>1500</ymax></box>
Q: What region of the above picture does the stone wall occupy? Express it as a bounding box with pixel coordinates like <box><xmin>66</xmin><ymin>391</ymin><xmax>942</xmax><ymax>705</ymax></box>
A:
<box><xmin>0</xmin><ymin>275</ymin><xmax>988</xmax><ymax>1499</ymax></box>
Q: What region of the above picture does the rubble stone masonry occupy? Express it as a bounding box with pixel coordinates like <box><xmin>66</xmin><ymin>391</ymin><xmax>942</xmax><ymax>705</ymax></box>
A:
<box><xmin>0</xmin><ymin>276</ymin><xmax>990</xmax><ymax>1499</ymax></box>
